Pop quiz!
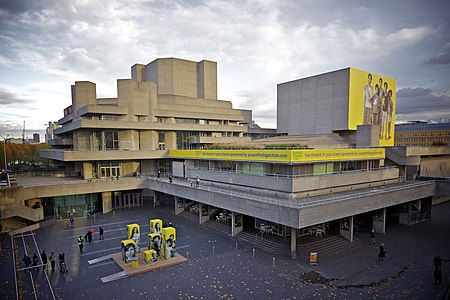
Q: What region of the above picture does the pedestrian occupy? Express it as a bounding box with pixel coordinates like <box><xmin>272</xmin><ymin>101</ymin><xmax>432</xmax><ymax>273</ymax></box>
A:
<box><xmin>22</xmin><ymin>254</ymin><xmax>31</xmax><ymax>271</ymax></box>
<box><xmin>87</xmin><ymin>230</ymin><xmax>93</xmax><ymax>243</ymax></box>
<box><xmin>32</xmin><ymin>253</ymin><xmax>39</xmax><ymax>271</ymax></box>
<box><xmin>69</xmin><ymin>214</ymin><xmax>75</xmax><ymax>228</ymax></box>
<box><xmin>434</xmin><ymin>255</ymin><xmax>442</xmax><ymax>268</ymax></box>
<box><xmin>77</xmin><ymin>235</ymin><xmax>84</xmax><ymax>252</ymax></box>
<box><xmin>433</xmin><ymin>255</ymin><xmax>443</xmax><ymax>285</ymax></box>
<box><xmin>378</xmin><ymin>243</ymin><xmax>386</xmax><ymax>261</ymax></box>
<box><xmin>58</xmin><ymin>251</ymin><xmax>66</xmax><ymax>273</ymax></box>
<box><xmin>157</xmin><ymin>170</ymin><xmax>161</xmax><ymax>180</ymax></box>
<box><xmin>434</xmin><ymin>265</ymin><xmax>442</xmax><ymax>285</ymax></box>
<box><xmin>41</xmin><ymin>250</ymin><xmax>48</xmax><ymax>270</ymax></box>
<box><xmin>169</xmin><ymin>176</ymin><xmax>173</xmax><ymax>183</ymax></box>
<box><xmin>196</xmin><ymin>176</ymin><xmax>200</xmax><ymax>187</ymax></box>
<box><xmin>370</xmin><ymin>230</ymin><xmax>376</xmax><ymax>245</ymax></box>
<box><xmin>99</xmin><ymin>226</ymin><xmax>104</xmax><ymax>240</ymax></box>
<box><xmin>49</xmin><ymin>252</ymin><xmax>56</xmax><ymax>272</ymax></box>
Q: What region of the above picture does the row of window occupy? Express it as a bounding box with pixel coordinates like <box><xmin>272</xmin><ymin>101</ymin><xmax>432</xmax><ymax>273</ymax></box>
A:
<box><xmin>396</xmin><ymin>137</ymin><xmax>449</xmax><ymax>142</ymax></box>
<box><xmin>396</xmin><ymin>132</ymin><xmax>450</xmax><ymax>137</ymax></box>
<box><xmin>396</xmin><ymin>143</ymin><xmax>448</xmax><ymax>147</ymax></box>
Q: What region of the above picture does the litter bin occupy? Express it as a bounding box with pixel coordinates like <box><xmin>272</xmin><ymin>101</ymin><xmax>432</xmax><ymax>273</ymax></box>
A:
<box><xmin>130</xmin><ymin>257</ymin><xmax>138</xmax><ymax>268</ymax></box>
<box><xmin>309</xmin><ymin>252</ymin><xmax>318</xmax><ymax>266</ymax></box>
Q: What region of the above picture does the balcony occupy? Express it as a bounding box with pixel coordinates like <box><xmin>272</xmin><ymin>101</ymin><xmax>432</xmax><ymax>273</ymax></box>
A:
<box><xmin>188</xmin><ymin>136</ymin><xmax>251</xmax><ymax>144</ymax></box>
<box><xmin>48</xmin><ymin>138</ymin><xmax>73</xmax><ymax>146</ymax></box>
<box><xmin>187</xmin><ymin>167</ymin><xmax>400</xmax><ymax>196</ymax></box>
<box><xmin>39</xmin><ymin>149</ymin><xmax>168</xmax><ymax>161</ymax></box>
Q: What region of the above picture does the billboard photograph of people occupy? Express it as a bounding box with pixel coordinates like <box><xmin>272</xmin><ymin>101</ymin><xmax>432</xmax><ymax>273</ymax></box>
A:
<box><xmin>121</xmin><ymin>239</ymin><xmax>136</xmax><ymax>263</ymax></box>
<box><xmin>148</xmin><ymin>233</ymin><xmax>162</xmax><ymax>256</ymax></box>
<box><xmin>162</xmin><ymin>227</ymin><xmax>176</xmax><ymax>260</ymax></box>
<box><xmin>349</xmin><ymin>68</ymin><xmax>396</xmax><ymax>146</ymax></box>
<box><xmin>150</xmin><ymin>219</ymin><xmax>163</xmax><ymax>234</ymax></box>
<box><xmin>127</xmin><ymin>224</ymin><xmax>140</xmax><ymax>253</ymax></box>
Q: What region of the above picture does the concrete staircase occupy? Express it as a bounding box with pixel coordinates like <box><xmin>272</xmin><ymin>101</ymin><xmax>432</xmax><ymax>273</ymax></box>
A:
<box><xmin>1</xmin><ymin>204</ymin><xmax>44</xmax><ymax>222</ymax></box>
<box><xmin>298</xmin><ymin>235</ymin><xmax>366</xmax><ymax>258</ymax></box>
<box><xmin>177</xmin><ymin>211</ymin><xmax>365</xmax><ymax>258</ymax></box>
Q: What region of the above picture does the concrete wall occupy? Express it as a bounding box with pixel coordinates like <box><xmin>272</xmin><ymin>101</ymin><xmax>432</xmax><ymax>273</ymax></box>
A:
<box><xmin>297</xmin><ymin>183</ymin><xmax>435</xmax><ymax>228</ymax></box>
<box><xmin>420</xmin><ymin>156</ymin><xmax>450</xmax><ymax>178</ymax></box>
<box><xmin>197</xmin><ymin>60</ymin><xmax>217</xmax><ymax>100</ymax></box>
<box><xmin>277</xmin><ymin>68</ymin><xmax>350</xmax><ymax>135</ymax></box>
<box><xmin>187</xmin><ymin>167</ymin><xmax>399</xmax><ymax>194</ymax></box>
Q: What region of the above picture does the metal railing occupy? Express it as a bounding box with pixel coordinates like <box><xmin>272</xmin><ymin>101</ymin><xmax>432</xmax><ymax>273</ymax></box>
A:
<box><xmin>171</xmin><ymin>179</ymin><xmax>435</xmax><ymax>209</ymax></box>
<box><xmin>190</xmin><ymin>166</ymin><xmax>398</xmax><ymax>179</ymax></box>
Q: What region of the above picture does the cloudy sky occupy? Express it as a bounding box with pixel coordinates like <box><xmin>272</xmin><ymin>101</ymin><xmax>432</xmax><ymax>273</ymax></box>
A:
<box><xmin>1</xmin><ymin>0</ymin><xmax>450</xmax><ymax>138</ymax></box>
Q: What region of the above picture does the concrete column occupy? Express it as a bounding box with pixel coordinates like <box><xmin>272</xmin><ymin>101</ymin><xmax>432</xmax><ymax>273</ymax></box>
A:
<box><xmin>349</xmin><ymin>216</ymin><xmax>354</xmax><ymax>242</ymax></box>
<box><xmin>199</xmin><ymin>203</ymin><xmax>209</xmax><ymax>224</ymax></box>
<box><xmin>373</xmin><ymin>208</ymin><xmax>387</xmax><ymax>234</ymax></box>
<box><xmin>174</xmin><ymin>196</ymin><xmax>184</xmax><ymax>215</ymax></box>
<box><xmin>290</xmin><ymin>227</ymin><xmax>297</xmax><ymax>260</ymax></box>
<box><xmin>231</xmin><ymin>212</ymin><xmax>243</xmax><ymax>237</ymax></box>
<box><xmin>102</xmin><ymin>192</ymin><xmax>112</xmax><ymax>214</ymax></box>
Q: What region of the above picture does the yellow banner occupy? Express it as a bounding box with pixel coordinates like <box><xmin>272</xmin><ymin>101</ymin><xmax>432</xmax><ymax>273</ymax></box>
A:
<box><xmin>349</xmin><ymin>68</ymin><xmax>396</xmax><ymax>146</ymax></box>
<box><xmin>170</xmin><ymin>149</ymin><xmax>291</xmax><ymax>162</ymax></box>
<box><xmin>291</xmin><ymin>148</ymin><xmax>385</xmax><ymax>162</ymax></box>
<box><xmin>170</xmin><ymin>148</ymin><xmax>385</xmax><ymax>163</ymax></box>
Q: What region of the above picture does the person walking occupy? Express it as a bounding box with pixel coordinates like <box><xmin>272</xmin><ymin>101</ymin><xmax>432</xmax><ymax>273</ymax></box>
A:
<box><xmin>69</xmin><ymin>214</ymin><xmax>75</xmax><ymax>228</ymax></box>
<box><xmin>77</xmin><ymin>235</ymin><xmax>84</xmax><ymax>252</ymax></box>
<box><xmin>87</xmin><ymin>230</ymin><xmax>93</xmax><ymax>243</ymax></box>
<box><xmin>378</xmin><ymin>243</ymin><xmax>386</xmax><ymax>262</ymax></box>
<box><xmin>99</xmin><ymin>226</ymin><xmax>104</xmax><ymax>240</ymax></box>
<box><xmin>23</xmin><ymin>254</ymin><xmax>31</xmax><ymax>271</ymax></box>
<box><xmin>370</xmin><ymin>230</ymin><xmax>376</xmax><ymax>245</ymax></box>
<box><xmin>49</xmin><ymin>252</ymin><xmax>56</xmax><ymax>272</ymax></box>
<box><xmin>58</xmin><ymin>251</ymin><xmax>66</xmax><ymax>273</ymax></box>
<box><xmin>157</xmin><ymin>170</ymin><xmax>161</xmax><ymax>180</ymax></box>
<box><xmin>41</xmin><ymin>250</ymin><xmax>48</xmax><ymax>270</ymax></box>
<box><xmin>196</xmin><ymin>176</ymin><xmax>200</xmax><ymax>187</ymax></box>
<box><xmin>433</xmin><ymin>255</ymin><xmax>443</xmax><ymax>285</ymax></box>
<box><xmin>32</xmin><ymin>253</ymin><xmax>39</xmax><ymax>271</ymax></box>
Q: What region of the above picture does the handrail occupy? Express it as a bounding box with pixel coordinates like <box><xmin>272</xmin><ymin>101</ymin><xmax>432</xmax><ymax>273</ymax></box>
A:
<box><xmin>189</xmin><ymin>166</ymin><xmax>398</xmax><ymax>179</ymax></box>
<box><xmin>177</xmin><ymin>180</ymin><xmax>435</xmax><ymax>209</ymax></box>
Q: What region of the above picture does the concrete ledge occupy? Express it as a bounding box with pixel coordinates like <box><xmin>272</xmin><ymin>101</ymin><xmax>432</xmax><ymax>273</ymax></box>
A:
<box><xmin>111</xmin><ymin>251</ymin><xmax>188</xmax><ymax>276</ymax></box>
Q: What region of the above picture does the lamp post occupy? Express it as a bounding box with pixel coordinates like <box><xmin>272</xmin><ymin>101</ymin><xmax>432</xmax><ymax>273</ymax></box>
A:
<box><xmin>0</xmin><ymin>134</ymin><xmax>9</xmax><ymax>170</ymax></box>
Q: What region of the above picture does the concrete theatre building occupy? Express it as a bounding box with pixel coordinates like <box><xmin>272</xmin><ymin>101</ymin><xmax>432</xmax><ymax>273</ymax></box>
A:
<box><xmin>1</xmin><ymin>59</ymin><xmax>447</xmax><ymax>259</ymax></box>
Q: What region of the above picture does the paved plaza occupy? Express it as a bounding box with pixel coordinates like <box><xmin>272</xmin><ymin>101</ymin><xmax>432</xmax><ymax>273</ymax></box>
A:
<box><xmin>1</xmin><ymin>200</ymin><xmax>449</xmax><ymax>299</ymax></box>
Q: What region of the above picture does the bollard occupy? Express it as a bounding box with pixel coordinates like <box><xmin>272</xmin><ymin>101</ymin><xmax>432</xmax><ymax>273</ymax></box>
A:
<box><xmin>113</xmin><ymin>210</ymin><xmax>116</xmax><ymax>216</ymax></box>
<box><xmin>235</xmin><ymin>241</ymin><xmax>238</xmax><ymax>249</ymax></box>
<box><xmin>273</xmin><ymin>257</ymin><xmax>275</xmax><ymax>267</ymax></box>
<box><xmin>93</xmin><ymin>213</ymin><xmax>96</xmax><ymax>219</ymax></box>
<box><xmin>252</xmin><ymin>248</ymin><xmax>255</xmax><ymax>257</ymax></box>
<box><xmin>213</xmin><ymin>246</ymin><xmax>215</xmax><ymax>254</ymax></box>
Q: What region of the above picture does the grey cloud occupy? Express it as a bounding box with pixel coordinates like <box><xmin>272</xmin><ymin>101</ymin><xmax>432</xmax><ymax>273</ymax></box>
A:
<box><xmin>425</xmin><ymin>51</ymin><xmax>450</xmax><ymax>65</ymax></box>
<box><xmin>397</xmin><ymin>87</ymin><xmax>432</xmax><ymax>98</ymax></box>
<box><xmin>0</xmin><ymin>88</ymin><xmax>34</xmax><ymax>105</ymax></box>
<box><xmin>396</xmin><ymin>87</ymin><xmax>450</xmax><ymax>115</ymax></box>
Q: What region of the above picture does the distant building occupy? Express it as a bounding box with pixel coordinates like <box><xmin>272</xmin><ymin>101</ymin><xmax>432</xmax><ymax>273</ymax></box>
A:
<box><xmin>45</xmin><ymin>122</ymin><xmax>60</xmax><ymax>143</ymax></box>
<box><xmin>395</xmin><ymin>122</ymin><xmax>450</xmax><ymax>147</ymax></box>
<box><xmin>33</xmin><ymin>133</ymin><xmax>40</xmax><ymax>143</ymax></box>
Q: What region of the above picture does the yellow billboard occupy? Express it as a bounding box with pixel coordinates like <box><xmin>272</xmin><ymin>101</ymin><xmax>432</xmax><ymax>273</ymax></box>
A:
<box><xmin>170</xmin><ymin>149</ymin><xmax>291</xmax><ymax>162</ymax></box>
<box><xmin>127</xmin><ymin>224</ymin><xmax>140</xmax><ymax>253</ymax></box>
<box><xmin>170</xmin><ymin>148</ymin><xmax>385</xmax><ymax>163</ymax></box>
<box><xmin>349</xmin><ymin>68</ymin><xmax>396</xmax><ymax>146</ymax></box>
<box><xmin>291</xmin><ymin>148</ymin><xmax>385</xmax><ymax>162</ymax></box>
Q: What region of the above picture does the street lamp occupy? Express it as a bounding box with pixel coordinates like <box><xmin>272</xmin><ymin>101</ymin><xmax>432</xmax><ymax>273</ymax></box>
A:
<box><xmin>0</xmin><ymin>134</ymin><xmax>9</xmax><ymax>170</ymax></box>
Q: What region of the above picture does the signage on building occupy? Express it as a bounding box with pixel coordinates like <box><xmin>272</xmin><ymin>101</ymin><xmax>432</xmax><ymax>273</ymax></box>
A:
<box><xmin>348</xmin><ymin>68</ymin><xmax>396</xmax><ymax>146</ymax></box>
<box><xmin>169</xmin><ymin>148</ymin><xmax>385</xmax><ymax>163</ymax></box>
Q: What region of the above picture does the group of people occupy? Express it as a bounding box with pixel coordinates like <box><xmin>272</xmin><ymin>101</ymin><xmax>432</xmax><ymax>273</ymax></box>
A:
<box><xmin>22</xmin><ymin>250</ymin><xmax>66</xmax><ymax>273</ymax></box>
<box><xmin>77</xmin><ymin>226</ymin><xmax>104</xmax><ymax>253</ymax></box>
<box><xmin>363</xmin><ymin>73</ymin><xmax>394</xmax><ymax>140</ymax></box>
